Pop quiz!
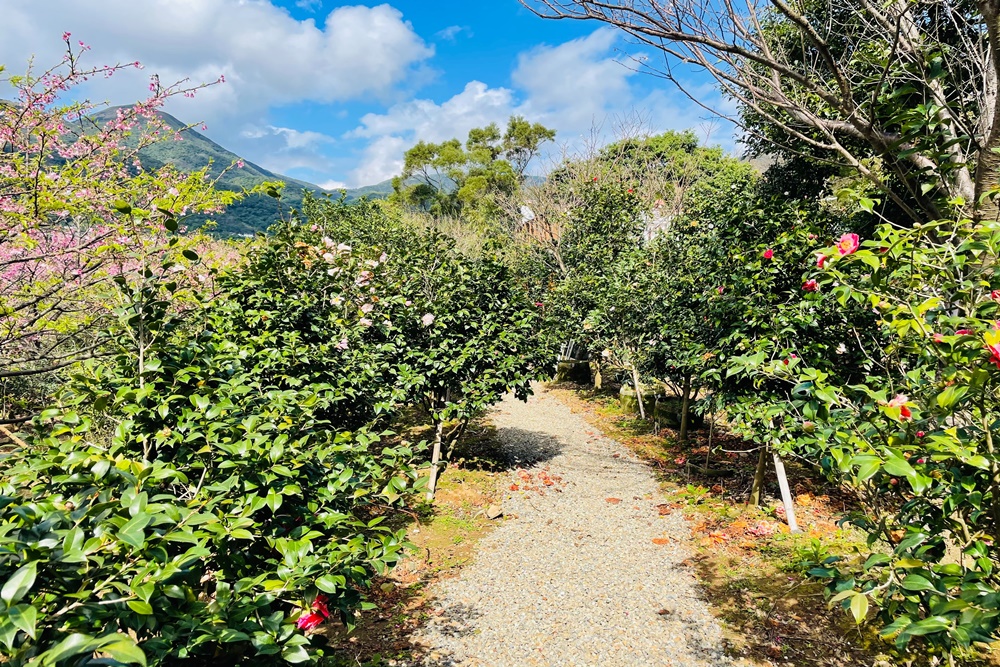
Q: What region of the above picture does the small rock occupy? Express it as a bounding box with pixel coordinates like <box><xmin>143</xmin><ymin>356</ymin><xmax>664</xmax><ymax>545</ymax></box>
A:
<box><xmin>486</xmin><ymin>504</ymin><xmax>503</xmax><ymax>519</ymax></box>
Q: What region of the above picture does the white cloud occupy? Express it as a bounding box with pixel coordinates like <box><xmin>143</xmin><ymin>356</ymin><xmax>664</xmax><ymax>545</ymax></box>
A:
<box><xmin>318</xmin><ymin>180</ymin><xmax>348</xmax><ymax>191</ymax></box>
<box><xmin>296</xmin><ymin>0</ymin><xmax>323</xmax><ymax>11</ymax></box>
<box><xmin>436</xmin><ymin>25</ymin><xmax>472</xmax><ymax>41</ymax></box>
<box><xmin>0</xmin><ymin>1</ymin><xmax>433</xmax><ymax>122</ymax></box>
<box><xmin>351</xmin><ymin>136</ymin><xmax>409</xmax><ymax>187</ymax></box>
<box><xmin>346</xmin><ymin>28</ymin><xmax>733</xmax><ymax>186</ymax></box>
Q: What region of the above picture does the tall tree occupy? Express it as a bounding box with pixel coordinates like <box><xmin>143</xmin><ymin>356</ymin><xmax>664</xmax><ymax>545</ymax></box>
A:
<box><xmin>392</xmin><ymin>116</ymin><xmax>555</xmax><ymax>218</ymax></box>
<box><xmin>521</xmin><ymin>0</ymin><xmax>1000</xmax><ymax>223</ymax></box>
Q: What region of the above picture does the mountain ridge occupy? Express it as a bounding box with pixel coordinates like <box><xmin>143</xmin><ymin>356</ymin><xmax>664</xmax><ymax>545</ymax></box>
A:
<box><xmin>91</xmin><ymin>108</ymin><xmax>394</xmax><ymax>236</ymax></box>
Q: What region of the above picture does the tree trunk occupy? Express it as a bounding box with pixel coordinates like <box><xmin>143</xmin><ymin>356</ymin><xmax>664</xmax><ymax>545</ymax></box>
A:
<box><xmin>426</xmin><ymin>419</ymin><xmax>445</xmax><ymax>501</ymax></box>
<box><xmin>749</xmin><ymin>447</ymin><xmax>768</xmax><ymax>506</ymax></box>
<box><xmin>679</xmin><ymin>374</ymin><xmax>692</xmax><ymax>442</ymax></box>
<box><xmin>630</xmin><ymin>365</ymin><xmax>646</xmax><ymax>420</ymax></box>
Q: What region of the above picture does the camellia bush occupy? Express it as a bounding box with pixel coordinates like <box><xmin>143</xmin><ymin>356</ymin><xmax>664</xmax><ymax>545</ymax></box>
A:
<box><xmin>749</xmin><ymin>212</ymin><xmax>1000</xmax><ymax>658</ymax></box>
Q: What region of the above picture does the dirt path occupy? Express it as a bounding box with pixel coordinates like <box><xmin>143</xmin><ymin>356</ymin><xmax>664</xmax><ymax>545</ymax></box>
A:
<box><xmin>413</xmin><ymin>386</ymin><xmax>749</xmax><ymax>667</ymax></box>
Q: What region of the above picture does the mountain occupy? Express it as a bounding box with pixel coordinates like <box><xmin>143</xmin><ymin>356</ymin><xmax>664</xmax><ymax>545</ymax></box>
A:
<box><xmin>91</xmin><ymin>108</ymin><xmax>390</xmax><ymax>236</ymax></box>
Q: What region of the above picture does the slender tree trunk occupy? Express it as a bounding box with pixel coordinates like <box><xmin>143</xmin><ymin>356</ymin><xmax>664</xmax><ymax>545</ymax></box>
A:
<box><xmin>679</xmin><ymin>374</ymin><xmax>692</xmax><ymax>442</ymax></box>
<box><xmin>426</xmin><ymin>419</ymin><xmax>445</xmax><ymax>501</ymax></box>
<box><xmin>630</xmin><ymin>365</ymin><xmax>646</xmax><ymax>419</ymax></box>
<box><xmin>749</xmin><ymin>447</ymin><xmax>768</xmax><ymax>506</ymax></box>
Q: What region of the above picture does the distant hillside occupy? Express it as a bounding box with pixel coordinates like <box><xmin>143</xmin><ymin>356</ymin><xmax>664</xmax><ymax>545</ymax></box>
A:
<box><xmin>91</xmin><ymin>108</ymin><xmax>389</xmax><ymax>236</ymax></box>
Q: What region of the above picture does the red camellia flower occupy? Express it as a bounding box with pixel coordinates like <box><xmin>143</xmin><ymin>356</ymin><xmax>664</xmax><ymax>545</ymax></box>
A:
<box><xmin>992</xmin><ymin>290</ymin><xmax>1000</xmax><ymax>302</ymax></box>
<box><xmin>955</xmin><ymin>329</ymin><xmax>974</xmax><ymax>336</ymax></box>
<box><xmin>297</xmin><ymin>593</ymin><xmax>331</xmax><ymax>631</ymax></box>
<box><xmin>932</xmin><ymin>333</ymin><xmax>944</xmax><ymax>343</ymax></box>
<box><xmin>763</xmin><ymin>248</ymin><xmax>774</xmax><ymax>259</ymax></box>
<box><xmin>987</xmin><ymin>341</ymin><xmax>1000</xmax><ymax>369</ymax></box>
<box><xmin>888</xmin><ymin>394</ymin><xmax>911</xmax><ymax>420</ymax></box>
<box><xmin>716</xmin><ymin>286</ymin><xmax>724</xmax><ymax>294</ymax></box>
<box><xmin>837</xmin><ymin>233</ymin><xmax>860</xmax><ymax>256</ymax></box>
<box><xmin>803</xmin><ymin>279</ymin><xmax>818</xmax><ymax>292</ymax></box>
<box><xmin>296</xmin><ymin>612</ymin><xmax>325</xmax><ymax>631</ymax></box>
<box><xmin>816</xmin><ymin>254</ymin><xmax>827</xmax><ymax>269</ymax></box>
<box><xmin>916</xmin><ymin>431</ymin><xmax>925</xmax><ymax>438</ymax></box>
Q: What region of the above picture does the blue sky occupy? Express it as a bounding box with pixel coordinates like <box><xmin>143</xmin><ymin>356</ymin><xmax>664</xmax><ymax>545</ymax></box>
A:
<box><xmin>0</xmin><ymin>0</ymin><xmax>734</xmax><ymax>188</ymax></box>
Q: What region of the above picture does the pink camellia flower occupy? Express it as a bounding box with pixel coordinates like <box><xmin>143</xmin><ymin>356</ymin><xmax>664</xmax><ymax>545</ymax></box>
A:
<box><xmin>807</xmin><ymin>233</ymin><xmax>817</xmax><ymax>240</ymax></box>
<box><xmin>716</xmin><ymin>286</ymin><xmax>724</xmax><ymax>294</ymax></box>
<box><xmin>888</xmin><ymin>394</ymin><xmax>912</xmax><ymax>420</ymax></box>
<box><xmin>916</xmin><ymin>458</ymin><xmax>926</xmax><ymax>464</ymax></box>
<box><xmin>359</xmin><ymin>318</ymin><xmax>372</xmax><ymax>328</ymax></box>
<box><xmin>932</xmin><ymin>333</ymin><xmax>945</xmax><ymax>343</ymax></box>
<box><xmin>837</xmin><ymin>233</ymin><xmax>860</xmax><ymax>256</ymax></box>
<box><xmin>955</xmin><ymin>329</ymin><xmax>973</xmax><ymax>336</ymax></box>
<box><xmin>534</xmin><ymin>301</ymin><xmax>544</xmax><ymax>307</ymax></box>
<box><xmin>803</xmin><ymin>279</ymin><xmax>818</xmax><ymax>292</ymax></box>
<box><xmin>916</xmin><ymin>431</ymin><xmax>925</xmax><ymax>438</ymax></box>
<box><xmin>360</xmin><ymin>303</ymin><xmax>374</xmax><ymax>314</ymax></box>
<box><xmin>421</xmin><ymin>313</ymin><xmax>435</xmax><ymax>327</ymax></box>
<box><xmin>405</xmin><ymin>300</ymin><xmax>412</xmax><ymax>307</ymax></box>
<box><xmin>763</xmin><ymin>248</ymin><xmax>774</xmax><ymax>260</ymax></box>
<box><xmin>816</xmin><ymin>254</ymin><xmax>827</xmax><ymax>269</ymax></box>
<box><xmin>992</xmin><ymin>290</ymin><xmax>1000</xmax><ymax>302</ymax></box>
<box><xmin>336</xmin><ymin>339</ymin><xmax>349</xmax><ymax>350</ymax></box>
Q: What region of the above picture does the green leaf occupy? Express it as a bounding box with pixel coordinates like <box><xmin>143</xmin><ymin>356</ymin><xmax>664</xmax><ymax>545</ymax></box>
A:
<box><xmin>281</xmin><ymin>645</ymin><xmax>311</xmax><ymax>663</ymax></box>
<box><xmin>850</xmin><ymin>592</ymin><xmax>869</xmax><ymax>624</ymax></box>
<box><xmin>164</xmin><ymin>218</ymin><xmax>179</xmax><ymax>232</ymax></box>
<box><xmin>182</xmin><ymin>249</ymin><xmax>199</xmax><ymax>262</ymax></box>
<box><xmin>315</xmin><ymin>574</ymin><xmax>346</xmax><ymax>593</ymax></box>
<box><xmin>102</xmin><ymin>637</ymin><xmax>148</xmax><ymax>666</ymax></box>
<box><xmin>904</xmin><ymin>615</ymin><xmax>951</xmax><ymax>636</ymax></box>
<box><xmin>936</xmin><ymin>385</ymin><xmax>969</xmax><ymax>410</ymax></box>
<box><xmin>127</xmin><ymin>600</ymin><xmax>154</xmax><ymax>615</ymax></box>
<box><xmin>9</xmin><ymin>604</ymin><xmax>37</xmax><ymax>639</ymax></box>
<box><xmin>900</xmin><ymin>574</ymin><xmax>937</xmax><ymax>592</ymax></box>
<box><xmin>113</xmin><ymin>200</ymin><xmax>132</xmax><ymax>214</ymax></box>
<box><xmin>1</xmin><ymin>561</ymin><xmax>37</xmax><ymax>605</ymax></box>
<box><xmin>118</xmin><ymin>513</ymin><xmax>151</xmax><ymax>549</ymax></box>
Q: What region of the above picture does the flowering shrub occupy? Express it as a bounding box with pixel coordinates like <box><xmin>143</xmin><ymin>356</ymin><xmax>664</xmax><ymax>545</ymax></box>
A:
<box><xmin>0</xmin><ymin>39</ymin><xmax>242</xmax><ymax>403</ymax></box>
<box><xmin>763</xmin><ymin>215</ymin><xmax>1000</xmax><ymax>656</ymax></box>
<box><xmin>0</xmin><ymin>249</ymin><xmax>420</xmax><ymax>664</ymax></box>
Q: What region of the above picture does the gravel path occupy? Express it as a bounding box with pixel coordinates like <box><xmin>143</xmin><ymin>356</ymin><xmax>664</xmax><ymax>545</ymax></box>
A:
<box><xmin>414</xmin><ymin>386</ymin><xmax>747</xmax><ymax>667</ymax></box>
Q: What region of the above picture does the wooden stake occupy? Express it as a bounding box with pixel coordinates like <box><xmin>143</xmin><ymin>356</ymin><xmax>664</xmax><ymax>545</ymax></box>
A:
<box><xmin>772</xmin><ymin>451</ymin><xmax>801</xmax><ymax>533</ymax></box>
<box><xmin>0</xmin><ymin>424</ymin><xmax>27</xmax><ymax>449</ymax></box>
<box><xmin>749</xmin><ymin>447</ymin><xmax>767</xmax><ymax>506</ymax></box>
<box><xmin>679</xmin><ymin>374</ymin><xmax>692</xmax><ymax>442</ymax></box>
<box><xmin>630</xmin><ymin>366</ymin><xmax>646</xmax><ymax>420</ymax></box>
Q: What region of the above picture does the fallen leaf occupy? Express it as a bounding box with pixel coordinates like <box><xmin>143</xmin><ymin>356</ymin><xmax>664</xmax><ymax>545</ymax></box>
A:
<box><xmin>656</xmin><ymin>504</ymin><xmax>671</xmax><ymax>515</ymax></box>
<box><xmin>796</xmin><ymin>493</ymin><xmax>813</xmax><ymax>506</ymax></box>
<box><xmin>510</xmin><ymin>484</ymin><xmax>520</xmax><ymax>491</ymax></box>
<box><xmin>606</xmin><ymin>497</ymin><xmax>622</xmax><ymax>504</ymax></box>
<box><xmin>652</xmin><ymin>538</ymin><xmax>670</xmax><ymax>545</ymax></box>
